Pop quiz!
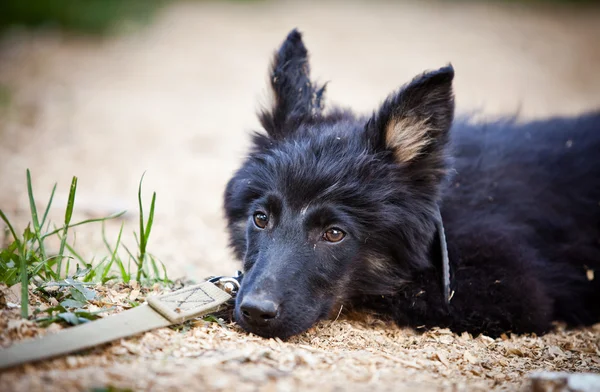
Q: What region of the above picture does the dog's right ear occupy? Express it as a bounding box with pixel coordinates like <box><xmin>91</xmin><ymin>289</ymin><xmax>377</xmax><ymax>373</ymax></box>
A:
<box><xmin>259</xmin><ymin>29</ymin><xmax>326</xmax><ymax>140</ymax></box>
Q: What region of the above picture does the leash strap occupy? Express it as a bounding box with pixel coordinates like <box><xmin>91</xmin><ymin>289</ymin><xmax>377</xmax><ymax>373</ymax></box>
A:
<box><xmin>0</xmin><ymin>280</ymin><xmax>232</xmax><ymax>370</ymax></box>
<box><xmin>434</xmin><ymin>206</ymin><xmax>451</xmax><ymax>304</ymax></box>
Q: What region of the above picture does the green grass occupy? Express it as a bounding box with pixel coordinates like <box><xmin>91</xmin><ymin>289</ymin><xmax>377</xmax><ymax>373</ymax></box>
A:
<box><xmin>0</xmin><ymin>169</ymin><xmax>170</xmax><ymax>323</ymax></box>
<box><xmin>0</xmin><ymin>0</ymin><xmax>166</xmax><ymax>35</ymax></box>
<box><xmin>0</xmin><ymin>0</ymin><xmax>267</xmax><ymax>36</ymax></box>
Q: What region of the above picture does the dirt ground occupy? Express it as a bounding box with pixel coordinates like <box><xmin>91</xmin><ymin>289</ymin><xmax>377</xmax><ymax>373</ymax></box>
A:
<box><xmin>0</xmin><ymin>0</ymin><xmax>600</xmax><ymax>391</ymax></box>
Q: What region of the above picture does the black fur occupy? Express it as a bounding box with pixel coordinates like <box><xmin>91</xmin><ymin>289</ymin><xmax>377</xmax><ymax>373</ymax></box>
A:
<box><xmin>223</xmin><ymin>29</ymin><xmax>600</xmax><ymax>339</ymax></box>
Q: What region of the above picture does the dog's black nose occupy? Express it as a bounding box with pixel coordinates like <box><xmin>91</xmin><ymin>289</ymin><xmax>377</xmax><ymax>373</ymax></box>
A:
<box><xmin>240</xmin><ymin>297</ymin><xmax>279</xmax><ymax>324</ymax></box>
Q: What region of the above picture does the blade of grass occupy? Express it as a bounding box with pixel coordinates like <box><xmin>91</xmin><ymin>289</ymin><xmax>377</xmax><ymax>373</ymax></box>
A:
<box><xmin>114</xmin><ymin>259</ymin><xmax>128</xmax><ymax>283</ymax></box>
<box><xmin>20</xmin><ymin>237</ymin><xmax>32</xmax><ymax>318</ymax></box>
<box><xmin>0</xmin><ymin>209</ymin><xmax>28</xmax><ymax>318</ymax></box>
<box><xmin>56</xmin><ymin>231</ymin><xmax>78</xmax><ymax>278</ymax></box>
<box><xmin>136</xmin><ymin>174</ymin><xmax>146</xmax><ymax>282</ymax></box>
<box><xmin>137</xmin><ymin>191</ymin><xmax>156</xmax><ymax>282</ymax></box>
<box><xmin>26</xmin><ymin>169</ymin><xmax>48</xmax><ymax>274</ymax></box>
<box><xmin>40</xmin><ymin>281</ymin><xmax>96</xmax><ymax>288</ymax></box>
<box><xmin>131</xmin><ymin>233</ymin><xmax>146</xmax><ymax>280</ymax></box>
<box><xmin>1</xmin><ymin>269</ymin><xmax>17</xmax><ymax>286</ymax></box>
<box><xmin>0</xmin><ymin>210</ymin><xmax>21</xmax><ymax>255</ymax></box>
<box><xmin>66</xmin><ymin>254</ymin><xmax>70</xmax><ymax>278</ymax></box>
<box><xmin>40</xmin><ymin>183</ymin><xmax>57</xmax><ymax>229</ymax></box>
<box><xmin>149</xmin><ymin>254</ymin><xmax>160</xmax><ymax>281</ymax></box>
<box><xmin>42</xmin><ymin>211</ymin><xmax>126</xmax><ymax>240</ymax></box>
<box><xmin>64</xmin><ymin>242</ymin><xmax>87</xmax><ymax>271</ymax></box>
<box><xmin>101</xmin><ymin>221</ymin><xmax>126</xmax><ymax>282</ymax></box>
<box><xmin>160</xmin><ymin>260</ymin><xmax>170</xmax><ymax>285</ymax></box>
<box><xmin>56</xmin><ymin>176</ymin><xmax>77</xmax><ymax>278</ymax></box>
<box><xmin>84</xmin><ymin>258</ymin><xmax>105</xmax><ymax>282</ymax></box>
<box><xmin>143</xmin><ymin>192</ymin><xmax>156</xmax><ymax>245</ymax></box>
<box><xmin>122</xmin><ymin>244</ymin><xmax>135</xmax><ymax>279</ymax></box>
<box><xmin>128</xmin><ymin>235</ymin><xmax>146</xmax><ymax>281</ymax></box>
<box><xmin>30</xmin><ymin>255</ymin><xmax>61</xmax><ymax>279</ymax></box>
<box><xmin>100</xmin><ymin>224</ymin><xmax>116</xmax><ymax>279</ymax></box>
<box><xmin>127</xmin><ymin>253</ymin><xmax>131</xmax><ymax>279</ymax></box>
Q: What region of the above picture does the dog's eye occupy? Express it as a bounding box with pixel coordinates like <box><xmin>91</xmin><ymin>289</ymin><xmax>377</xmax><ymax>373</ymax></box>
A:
<box><xmin>323</xmin><ymin>228</ymin><xmax>345</xmax><ymax>243</ymax></box>
<box><xmin>253</xmin><ymin>212</ymin><xmax>269</xmax><ymax>229</ymax></box>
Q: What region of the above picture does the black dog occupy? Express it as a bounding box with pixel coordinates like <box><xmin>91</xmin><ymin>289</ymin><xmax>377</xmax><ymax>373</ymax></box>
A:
<box><xmin>223</xmin><ymin>29</ymin><xmax>600</xmax><ymax>339</ymax></box>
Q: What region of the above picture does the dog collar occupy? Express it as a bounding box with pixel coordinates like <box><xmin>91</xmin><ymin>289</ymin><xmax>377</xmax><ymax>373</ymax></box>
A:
<box><xmin>434</xmin><ymin>206</ymin><xmax>451</xmax><ymax>304</ymax></box>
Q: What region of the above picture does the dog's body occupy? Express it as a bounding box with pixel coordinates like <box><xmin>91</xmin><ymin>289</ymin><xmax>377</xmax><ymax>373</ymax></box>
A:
<box><xmin>224</xmin><ymin>29</ymin><xmax>600</xmax><ymax>339</ymax></box>
<box><xmin>376</xmin><ymin>113</ymin><xmax>600</xmax><ymax>337</ymax></box>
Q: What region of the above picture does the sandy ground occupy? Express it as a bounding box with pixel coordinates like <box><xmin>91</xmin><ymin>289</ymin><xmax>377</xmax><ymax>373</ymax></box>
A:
<box><xmin>0</xmin><ymin>0</ymin><xmax>599</xmax><ymax>390</ymax></box>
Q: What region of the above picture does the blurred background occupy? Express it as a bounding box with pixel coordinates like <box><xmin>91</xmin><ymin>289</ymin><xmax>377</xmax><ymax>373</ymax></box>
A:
<box><xmin>0</xmin><ymin>0</ymin><xmax>599</xmax><ymax>280</ymax></box>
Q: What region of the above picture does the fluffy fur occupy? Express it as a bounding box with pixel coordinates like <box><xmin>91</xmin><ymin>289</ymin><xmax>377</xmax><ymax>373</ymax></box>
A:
<box><xmin>223</xmin><ymin>29</ymin><xmax>600</xmax><ymax>339</ymax></box>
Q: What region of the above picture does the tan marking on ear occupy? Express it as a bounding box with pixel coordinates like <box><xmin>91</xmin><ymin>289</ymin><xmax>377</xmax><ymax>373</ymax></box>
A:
<box><xmin>385</xmin><ymin>116</ymin><xmax>433</xmax><ymax>163</ymax></box>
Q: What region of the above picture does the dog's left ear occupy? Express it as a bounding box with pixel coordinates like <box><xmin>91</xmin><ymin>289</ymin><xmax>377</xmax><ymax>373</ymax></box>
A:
<box><xmin>368</xmin><ymin>65</ymin><xmax>455</xmax><ymax>167</ymax></box>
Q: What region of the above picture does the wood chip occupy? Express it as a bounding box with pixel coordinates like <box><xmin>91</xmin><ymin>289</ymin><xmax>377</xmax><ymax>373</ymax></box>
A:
<box><xmin>464</xmin><ymin>351</ymin><xmax>478</xmax><ymax>364</ymax></box>
<box><xmin>586</xmin><ymin>269</ymin><xmax>594</xmax><ymax>281</ymax></box>
<box><xmin>129</xmin><ymin>289</ymin><xmax>141</xmax><ymax>301</ymax></box>
<box><xmin>506</xmin><ymin>346</ymin><xmax>525</xmax><ymax>357</ymax></box>
<box><xmin>547</xmin><ymin>346</ymin><xmax>564</xmax><ymax>358</ymax></box>
<box><xmin>434</xmin><ymin>351</ymin><xmax>450</xmax><ymax>368</ymax></box>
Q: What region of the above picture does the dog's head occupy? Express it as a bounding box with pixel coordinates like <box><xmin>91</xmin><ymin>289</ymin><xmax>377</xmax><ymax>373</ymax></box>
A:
<box><xmin>224</xmin><ymin>29</ymin><xmax>455</xmax><ymax>339</ymax></box>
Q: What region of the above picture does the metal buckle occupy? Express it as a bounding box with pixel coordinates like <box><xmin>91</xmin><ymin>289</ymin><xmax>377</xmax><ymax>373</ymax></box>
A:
<box><xmin>208</xmin><ymin>270</ymin><xmax>243</xmax><ymax>296</ymax></box>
